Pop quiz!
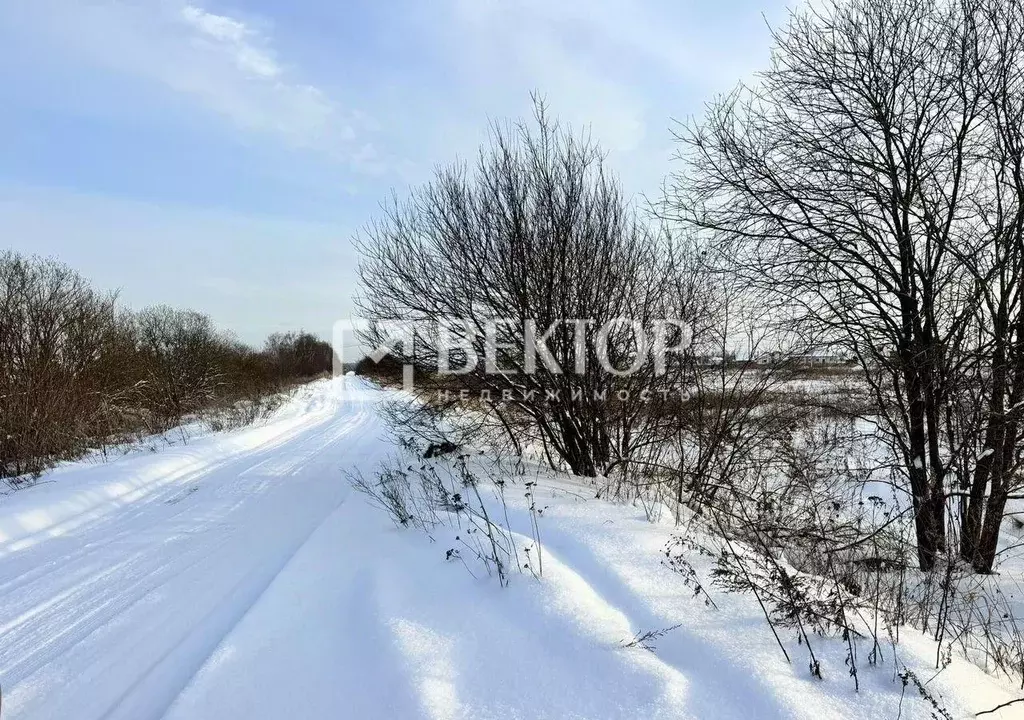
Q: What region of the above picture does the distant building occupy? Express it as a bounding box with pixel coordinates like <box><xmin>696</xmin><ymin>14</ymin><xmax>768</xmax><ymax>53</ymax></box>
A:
<box><xmin>755</xmin><ymin>351</ymin><xmax>848</xmax><ymax>366</ymax></box>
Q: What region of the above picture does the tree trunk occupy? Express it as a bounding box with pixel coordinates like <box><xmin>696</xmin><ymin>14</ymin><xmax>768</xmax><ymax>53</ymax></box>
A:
<box><xmin>905</xmin><ymin>359</ymin><xmax>943</xmax><ymax>571</ymax></box>
<box><xmin>973</xmin><ymin>484</ymin><xmax>1009</xmax><ymax>574</ymax></box>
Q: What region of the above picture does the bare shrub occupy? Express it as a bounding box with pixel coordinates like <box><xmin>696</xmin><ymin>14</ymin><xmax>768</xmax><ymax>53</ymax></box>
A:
<box><xmin>349</xmin><ymin>445</ymin><xmax>543</xmax><ymax>587</ymax></box>
<box><xmin>264</xmin><ymin>331</ymin><xmax>334</xmax><ymax>379</ymax></box>
<box><xmin>0</xmin><ymin>251</ymin><xmax>123</xmax><ymax>477</ymax></box>
<box><xmin>355</xmin><ymin>98</ymin><xmax>684</xmax><ymax>478</ymax></box>
<box><xmin>664</xmin><ymin>407</ymin><xmax>1024</xmax><ymax>688</ymax></box>
<box><xmin>135</xmin><ymin>306</ymin><xmax>225</xmax><ymax>431</ymax></box>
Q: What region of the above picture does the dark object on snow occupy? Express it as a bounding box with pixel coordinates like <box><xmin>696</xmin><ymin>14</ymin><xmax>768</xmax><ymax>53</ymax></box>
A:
<box><xmin>424</xmin><ymin>441</ymin><xmax>459</xmax><ymax>459</ymax></box>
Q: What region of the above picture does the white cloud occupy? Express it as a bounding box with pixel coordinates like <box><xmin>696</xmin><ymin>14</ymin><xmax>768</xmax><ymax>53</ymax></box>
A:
<box><xmin>1</xmin><ymin>0</ymin><xmax>374</xmax><ymax>170</ymax></box>
<box><xmin>0</xmin><ymin>0</ymin><xmax>793</xmax><ymax>342</ymax></box>
<box><xmin>180</xmin><ymin>5</ymin><xmax>282</xmax><ymax>79</ymax></box>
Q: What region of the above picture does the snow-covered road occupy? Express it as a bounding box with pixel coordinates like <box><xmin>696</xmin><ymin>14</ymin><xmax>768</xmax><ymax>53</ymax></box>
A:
<box><xmin>0</xmin><ymin>377</ymin><xmax>1020</xmax><ymax>719</ymax></box>
<box><xmin>0</xmin><ymin>378</ymin><xmax>388</xmax><ymax>720</ymax></box>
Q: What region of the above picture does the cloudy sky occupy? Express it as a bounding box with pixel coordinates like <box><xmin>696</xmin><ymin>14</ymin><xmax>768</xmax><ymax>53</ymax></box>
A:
<box><xmin>0</xmin><ymin>0</ymin><xmax>790</xmax><ymax>345</ymax></box>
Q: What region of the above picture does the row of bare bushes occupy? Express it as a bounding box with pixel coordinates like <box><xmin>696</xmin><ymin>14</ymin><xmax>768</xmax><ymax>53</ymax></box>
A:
<box><xmin>0</xmin><ymin>250</ymin><xmax>334</xmax><ymax>483</ymax></box>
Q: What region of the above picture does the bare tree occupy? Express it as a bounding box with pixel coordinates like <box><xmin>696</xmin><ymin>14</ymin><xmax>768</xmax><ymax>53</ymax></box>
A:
<box><xmin>135</xmin><ymin>306</ymin><xmax>225</xmax><ymax>429</ymax></box>
<box><xmin>667</xmin><ymin>0</ymin><xmax>1024</xmax><ymax>571</ymax></box>
<box><xmin>0</xmin><ymin>252</ymin><xmax>122</xmax><ymax>477</ymax></box>
<box><xmin>356</xmin><ymin>100</ymin><xmax>680</xmax><ymax>476</ymax></box>
<box><xmin>952</xmin><ymin>0</ymin><xmax>1024</xmax><ymax>572</ymax></box>
<box><xmin>265</xmin><ymin>331</ymin><xmax>334</xmax><ymax>379</ymax></box>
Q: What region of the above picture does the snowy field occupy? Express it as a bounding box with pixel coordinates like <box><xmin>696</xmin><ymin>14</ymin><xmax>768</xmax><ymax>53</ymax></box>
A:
<box><xmin>0</xmin><ymin>377</ymin><xmax>1021</xmax><ymax>719</ymax></box>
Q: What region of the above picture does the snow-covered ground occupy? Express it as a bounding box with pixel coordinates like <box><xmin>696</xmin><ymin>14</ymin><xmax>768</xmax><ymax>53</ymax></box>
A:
<box><xmin>0</xmin><ymin>378</ymin><xmax>1020</xmax><ymax>719</ymax></box>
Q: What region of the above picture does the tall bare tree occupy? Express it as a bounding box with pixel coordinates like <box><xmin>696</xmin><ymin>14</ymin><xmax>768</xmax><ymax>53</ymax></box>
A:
<box><xmin>955</xmin><ymin>0</ymin><xmax>1024</xmax><ymax>571</ymax></box>
<box><xmin>668</xmin><ymin>0</ymin><xmax>1024</xmax><ymax>571</ymax></box>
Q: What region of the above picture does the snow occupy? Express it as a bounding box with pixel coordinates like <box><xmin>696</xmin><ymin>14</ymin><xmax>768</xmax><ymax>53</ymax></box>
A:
<box><xmin>0</xmin><ymin>377</ymin><xmax>1021</xmax><ymax>719</ymax></box>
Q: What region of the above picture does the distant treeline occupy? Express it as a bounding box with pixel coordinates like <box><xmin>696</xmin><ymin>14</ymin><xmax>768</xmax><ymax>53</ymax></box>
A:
<box><xmin>0</xmin><ymin>250</ymin><xmax>335</xmax><ymax>481</ymax></box>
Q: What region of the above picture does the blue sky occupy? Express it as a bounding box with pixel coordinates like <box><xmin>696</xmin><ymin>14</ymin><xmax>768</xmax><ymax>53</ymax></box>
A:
<box><xmin>0</xmin><ymin>0</ymin><xmax>790</xmax><ymax>345</ymax></box>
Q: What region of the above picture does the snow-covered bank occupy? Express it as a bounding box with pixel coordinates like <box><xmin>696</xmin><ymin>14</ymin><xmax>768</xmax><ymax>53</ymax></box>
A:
<box><xmin>0</xmin><ymin>379</ymin><xmax>1020</xmax><ymax>719</ymax></box>
<box><xmin>169</xmin><ymin>472</ymin><xmax>1021</xmax><ymax>720</ymax></box>
<box><xmin>0</xmin><ymin>382</ymin><xmax>343</xmax><ymax>555</ymax></box>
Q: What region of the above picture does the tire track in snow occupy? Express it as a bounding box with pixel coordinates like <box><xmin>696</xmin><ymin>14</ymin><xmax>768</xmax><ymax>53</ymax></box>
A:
<box><xmin>0</xmin><ymin>406</ymin><xmax>362</xmax><ymax>602</ymax></box>
<box><xmin>0</xmin><ymin>387</ymin><xmax>343</xmax><ymax>560</ymax></box>
<box><xmin>97</xmin><ymin>493</ymin><xmax>350</xmax><ymax>720</ymax></box>
<box><xmin>98</xmin><ymin>404</ymin><xmax>381</xmax><ymax>720</ymax></box>
<box><xmin>0</xmin><ymin>378</ymin><xmax>385</xmax><ymax>720</ymax></box>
